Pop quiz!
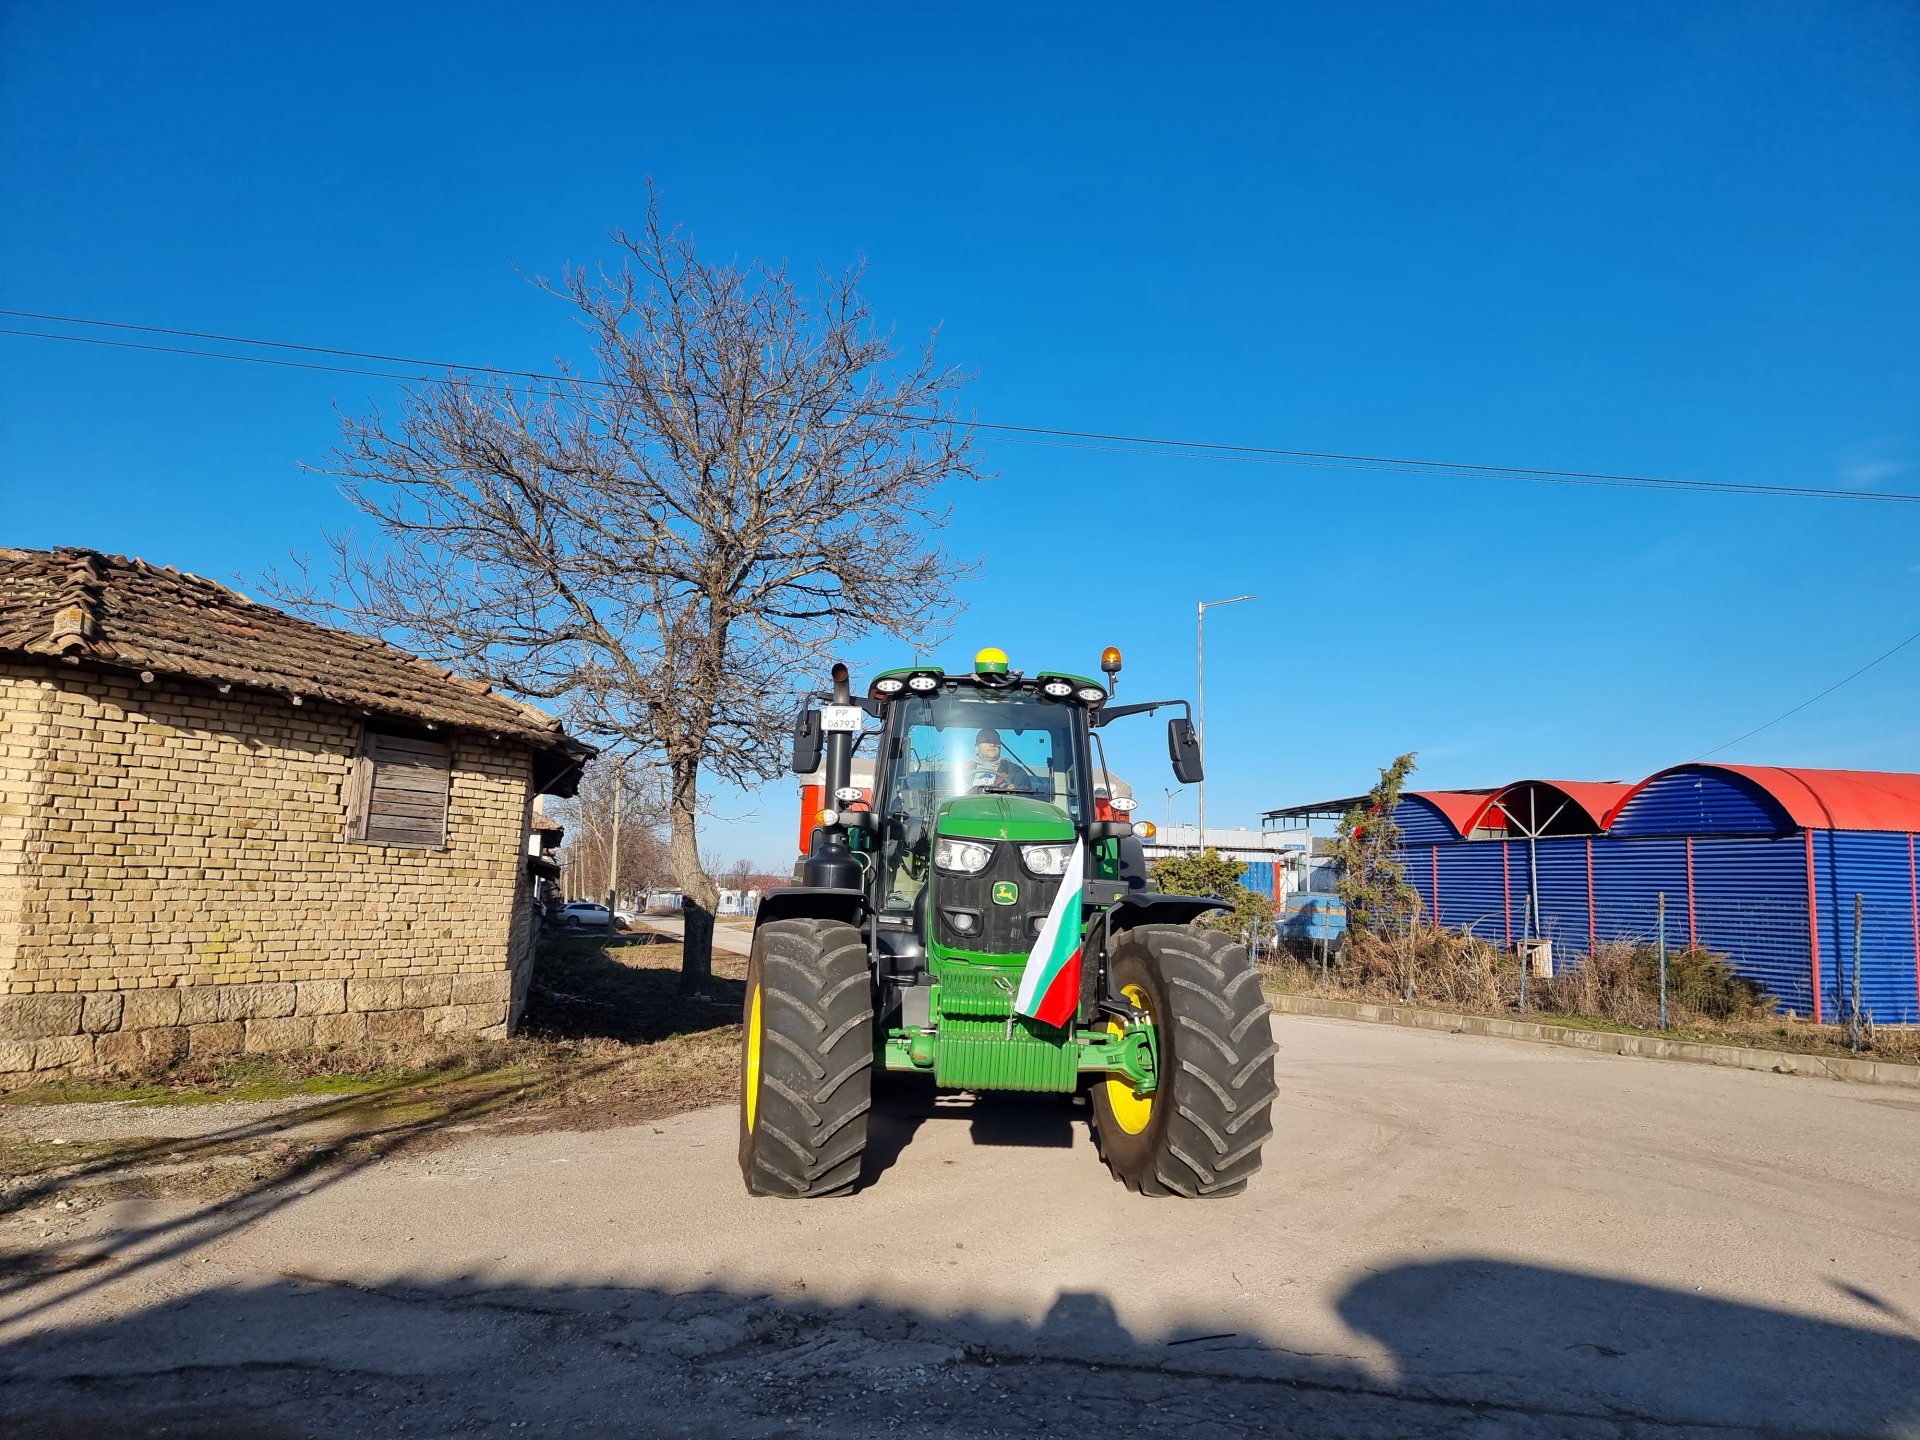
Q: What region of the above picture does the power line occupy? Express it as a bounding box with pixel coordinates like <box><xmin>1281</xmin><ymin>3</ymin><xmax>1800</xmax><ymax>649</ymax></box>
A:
<box><xmin>5</xmin><ymin>306</ymin><xmax>1920</xmax><ymax>505</ymax></box>
<box><xmin>0</xmin><ymin>326</ymin><xmax>430</xmax><ymax>384</ymax></box>
<box><xmin>1696</xmin><ymin>623</ymin><xmax>1920</xmax><ymax>760</ymax></box>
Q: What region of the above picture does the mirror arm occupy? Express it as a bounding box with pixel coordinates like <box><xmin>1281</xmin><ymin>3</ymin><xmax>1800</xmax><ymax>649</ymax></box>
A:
<box><xmin>1093</xmin><ymin>698</ymin><xmax>1192</xmax><ymax>728</ymax></box>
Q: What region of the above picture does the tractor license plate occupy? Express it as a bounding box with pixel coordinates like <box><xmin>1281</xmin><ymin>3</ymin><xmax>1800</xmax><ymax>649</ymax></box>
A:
<box><xmin>821</xmin><ymin>705</ymin><xmax>864</xmax><ymax>733</ymax></box>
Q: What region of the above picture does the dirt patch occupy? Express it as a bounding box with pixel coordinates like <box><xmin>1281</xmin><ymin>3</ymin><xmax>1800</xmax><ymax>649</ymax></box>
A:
<box><xmin>0</xmin><ymin>938</ymin><xmax>746</xmax><ymax>1216</ymax></box>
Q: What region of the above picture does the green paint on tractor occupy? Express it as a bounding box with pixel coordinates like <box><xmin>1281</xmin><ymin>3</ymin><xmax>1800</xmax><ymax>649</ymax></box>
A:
<box><xmin>934</xmin><ymin>793</ymin><xmax>1073</xmax><ymax>843</ymax></box>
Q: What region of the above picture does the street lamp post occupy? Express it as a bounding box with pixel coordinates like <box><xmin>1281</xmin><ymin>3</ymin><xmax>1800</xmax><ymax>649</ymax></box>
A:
<box><xmin>1164</xmin><ymin>786</ymin><xmax>1182</xmax><ymax>833</ymax></box>
<box><xmin>1196</xmin><ymin>594</ymin><xmax>1256</xmax><ymax>845</ymax></box>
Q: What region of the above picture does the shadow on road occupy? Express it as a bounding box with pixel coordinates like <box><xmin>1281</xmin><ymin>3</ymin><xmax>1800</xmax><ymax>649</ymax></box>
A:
<box><xmin>2</xmin><ymin>1256</ymin><xmax>1915</xmax><ymax>1437</ymax></box>
<box><xmin>860</xmin><ymin>1082</ymin><xmax>1079</xmax><ymax>1190</ymax></box>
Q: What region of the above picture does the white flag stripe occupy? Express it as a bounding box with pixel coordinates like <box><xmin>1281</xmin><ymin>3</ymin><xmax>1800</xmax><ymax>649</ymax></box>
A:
<box><xmin>1014</xmin><ymin>838</ymin><xmax>1087</xmax><ymax>1015</ymax></box>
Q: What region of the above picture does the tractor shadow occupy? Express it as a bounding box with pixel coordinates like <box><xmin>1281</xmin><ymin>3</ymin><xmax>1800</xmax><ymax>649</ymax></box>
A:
<box><xmin>861</xmin><ymin>1079</ymin><xmax>1079</xmax><ymax>1189</ymax></box>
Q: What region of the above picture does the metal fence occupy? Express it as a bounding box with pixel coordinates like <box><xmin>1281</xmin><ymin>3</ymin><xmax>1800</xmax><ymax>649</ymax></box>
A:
<box><xmin>1398</xmin><ymin>831</ymin><xmax>1920</xmax><ymax>1025</ymax></box>
<box><xmin>1270</xmin><ymin>883</ymin><xmax>1913</xmax><ymax>1055</ymax></box>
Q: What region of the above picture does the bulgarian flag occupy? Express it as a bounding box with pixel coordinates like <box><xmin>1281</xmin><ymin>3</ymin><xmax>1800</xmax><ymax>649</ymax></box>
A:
<box><xmin>1013</xmin><ymin>839</ymin><xmax>1086</xmax><ymax>1029</ymax></box>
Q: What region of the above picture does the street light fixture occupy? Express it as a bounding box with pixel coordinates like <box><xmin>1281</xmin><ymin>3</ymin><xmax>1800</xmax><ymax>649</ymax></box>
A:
<box><xmin>1196</xmin><ymin>594</ymin><xmax>1256</xmax><ymax>844</ymax></box>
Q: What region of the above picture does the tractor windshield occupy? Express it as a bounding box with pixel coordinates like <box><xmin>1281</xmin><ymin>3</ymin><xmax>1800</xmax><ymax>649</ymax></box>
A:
<box><xmin>875</xmin><ymin>687</ymin><xmax>1092</xmax><ymax>915</ymax></box>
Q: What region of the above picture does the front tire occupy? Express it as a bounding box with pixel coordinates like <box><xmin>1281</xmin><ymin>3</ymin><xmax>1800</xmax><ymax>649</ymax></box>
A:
<box><xmin>1089</xmin><ymin>924</ymin><xmax>1277</xmax><ymax>1197</ymax></box>
<box><xmin>738</xmin><ymin>919</ymin><xmax>873</xmax><ymax>1197</ymax></box>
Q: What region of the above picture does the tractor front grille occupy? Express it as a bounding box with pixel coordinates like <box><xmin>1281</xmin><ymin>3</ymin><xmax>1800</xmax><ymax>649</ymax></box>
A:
<box><xmin>935</xmin><ymin>841</ymin><xmax>1060</xmax><ymax>955</ymax></box>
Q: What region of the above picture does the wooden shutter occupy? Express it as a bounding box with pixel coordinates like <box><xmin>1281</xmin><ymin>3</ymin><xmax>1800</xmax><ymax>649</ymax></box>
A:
<box><xmin>353</xmin><ymin>727</ymin><xmax>453</xmax><ymax>848</ymax></box>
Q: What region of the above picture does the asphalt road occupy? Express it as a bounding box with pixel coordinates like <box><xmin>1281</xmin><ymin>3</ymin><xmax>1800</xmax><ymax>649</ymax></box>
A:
<box><xmin>3</xmin><ymin>1016</ymin><xmax>1917</xmax><ymax>1438</ymax></box>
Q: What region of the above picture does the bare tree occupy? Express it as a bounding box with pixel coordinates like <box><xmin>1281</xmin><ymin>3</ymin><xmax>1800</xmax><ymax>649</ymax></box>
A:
<box><xmin>266</xmin><ymin>193</ymin><xmax>979</xmax><ymax>989</ymax></box>
<box><xmin>552</xmin><ymin>753</ymin><xmax>669</xmax><ymax>910</ymax></box>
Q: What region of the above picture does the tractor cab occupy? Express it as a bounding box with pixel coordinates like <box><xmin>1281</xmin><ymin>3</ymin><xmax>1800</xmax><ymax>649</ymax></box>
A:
<box><xmin>864</xmin><ymin>657</ymin><xmax>1104</xmax><ymax>971</ymax></box>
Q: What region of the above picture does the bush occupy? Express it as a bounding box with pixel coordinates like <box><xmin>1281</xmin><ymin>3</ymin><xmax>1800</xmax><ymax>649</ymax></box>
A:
<box><xmin>1539</xmin><ymin>942</ymin><xmax>1767</xmax><ymax>1026</ymax></box>
<box><xmin>1337</xmin><ymin>928</ymin><xmax>1519</xmax><ymax>1012</ymax></box>
<box><xmin>1150</xmin><ymin>849</ymin><xmax>1273</xmax><ymax>944</ymax></box>
<box><xmin>1287</xmin><ymin>931</ymin><xmax>1770</xmax><ymax>1030</ymax></box>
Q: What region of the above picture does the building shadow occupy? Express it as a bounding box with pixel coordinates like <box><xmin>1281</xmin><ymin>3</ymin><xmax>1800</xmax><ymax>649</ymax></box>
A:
<box><xmin>1</xmin><ymin>1258</ymin><xmax>1915</xmax><ymax>1437</ymax></box>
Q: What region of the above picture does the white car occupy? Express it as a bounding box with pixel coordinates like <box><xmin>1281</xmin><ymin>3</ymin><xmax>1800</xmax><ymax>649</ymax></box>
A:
<box><xmin>557</xmin><ymin>901</ymin><xmax>613</xmax><ymax>929</ymax></box>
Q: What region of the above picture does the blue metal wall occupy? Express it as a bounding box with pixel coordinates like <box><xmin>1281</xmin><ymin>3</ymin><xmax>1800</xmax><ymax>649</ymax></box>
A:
<box><xmin>1404</xmin><ymin>843</ymin><xmax>1435</xmax><ymax>926</ymax></box>
<box><xmin>1394</xmin><ymin>828</ymin><xmax>1920</xmax><ymax>1021</ymax></box>
<box><xmin>1397</xmin><ymin>798</ymin><xmax>1465</xmax><ymax>846</ymax></box>
<box><xmin>1690</xmin><ymin>836</ymin><xmax>1816</xmax><ymax>1017</ymax></box>
<box><xmin>1530</xmin><ymin>837</ymin><xmax>1592</xmax><ymax>954</ymax></box>
<box><xmin>1814</xmin><ymin>831</ymin><xmax>1920</xmax><ymax>1025</ymax></box>
<box><xmin>1588</xmin><ymin>836</ymin><xmax>1689</xmax><ymax>947</ymax></box>
<box><xmin>1609</xmin><ymin>769</ymin><xmax>1788</xmax><ymax>836</ymax></box>
<box><xmin>1240</xmin><ymin>859</ymin><xmax>1277</xmax><ymax>899</ymax></box>
<box><xmin>1406</xmin><ymin>838</ymin><xmax>1543</xmax><ymax>947</ymax></box>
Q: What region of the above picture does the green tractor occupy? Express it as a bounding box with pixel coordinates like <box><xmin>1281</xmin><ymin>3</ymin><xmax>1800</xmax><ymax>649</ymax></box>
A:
<box><xmin>739</xmin><ymin>645</ymin><xmax>1275</xmax><ymax>1198</ymax></box>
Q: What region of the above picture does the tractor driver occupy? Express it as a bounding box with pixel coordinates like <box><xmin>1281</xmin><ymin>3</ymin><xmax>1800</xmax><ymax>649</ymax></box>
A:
<box><xmin>969</xmin><ymin>728</ymin><xmax>1017</xmax><ymax>792</ymax></box>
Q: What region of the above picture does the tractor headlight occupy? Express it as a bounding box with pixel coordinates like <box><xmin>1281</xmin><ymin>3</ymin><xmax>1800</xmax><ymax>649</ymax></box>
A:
<box><xmin>1041</xmin><ymin>679</ymin><xmax>1073</xmax><ymax>698</ymax></box>
<box><xmin>934</xmin><ymin>838</ymin><xmax>994</xmax><ymax>874</ymax></box>
<box><xmin>908</xmin><ymin>674</ymin><xmax>938</xmax><ymax>692</ymax></box>
<box><xmin>874</xmin><ymin>677</ymin><xmax>905</xmax><ymax>695</ymax></box>
<box><xmin>1021</xmin><ymin>843</ymin><xmax>1075</xmax><ymax>877</ymax></box>
<box><xmin>1075</xmin><ymin>686</ymin><xmax>1104</xmax><ymax>703</ymax></box>
<box><xmin>1111</xmin><ymin>796</ymin><xmax>1137</xmax><ymax>815</ymax></box>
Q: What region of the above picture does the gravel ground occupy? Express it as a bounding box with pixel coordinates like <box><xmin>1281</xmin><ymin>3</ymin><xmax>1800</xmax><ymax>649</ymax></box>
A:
<box><xmin>1</xmin><ymin>1015</ymin><xmax>1916</xmax><ymax>1438</ymax></box>
<box><xmin>0</xmin><ymin>1095</ymin><xmax>357</xmax><ymax>1144</ymax></box>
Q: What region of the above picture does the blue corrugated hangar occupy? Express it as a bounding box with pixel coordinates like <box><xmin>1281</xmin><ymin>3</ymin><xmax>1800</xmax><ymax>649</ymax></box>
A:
<box><xmin>1271</xmin><ymin>765</ymin><xmax>1920</xmax><ymax>1024</ymax></box>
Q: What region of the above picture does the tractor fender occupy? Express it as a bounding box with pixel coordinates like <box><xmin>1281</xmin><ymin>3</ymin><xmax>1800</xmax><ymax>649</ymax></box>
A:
<box><xmin>754</xmin><ymin>885</ymin><xmax>869</xmax><ymax>931</ymax></box>
<box><xmin>1106</xmin><ymin>892</ymin><xmax>1229</xmax><ymax>934</ymax></box>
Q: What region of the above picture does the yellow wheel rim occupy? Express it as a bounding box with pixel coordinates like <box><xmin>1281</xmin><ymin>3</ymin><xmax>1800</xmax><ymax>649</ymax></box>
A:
<box><xmin>1103</xmin><ymin>982</ymin><xmax>1155</xmax><ymax>1135</ymax></box>
<box><xmin>745</xmin><ymin>983</ymin><xmax>763</xmax><ymax>1131</ymax></box>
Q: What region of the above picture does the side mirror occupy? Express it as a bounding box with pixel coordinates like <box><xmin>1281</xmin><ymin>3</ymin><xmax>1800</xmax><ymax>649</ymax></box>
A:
<box><xmin>1168</xmin><ymin>717</ymin><xmax>1204</xmax><ymax>784</ymax></box>
<box><xmin>791</xmin><ymin>708</ymin><xmax>823</xmax><ymax>774</ymax></box>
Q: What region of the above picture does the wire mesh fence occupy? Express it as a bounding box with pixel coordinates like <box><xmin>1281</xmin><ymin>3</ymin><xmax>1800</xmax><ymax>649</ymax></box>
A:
<box><xmin>1263</xmin><ymin>886</ymin><xmax>1920</xmax><ymax>1064</ymax></box>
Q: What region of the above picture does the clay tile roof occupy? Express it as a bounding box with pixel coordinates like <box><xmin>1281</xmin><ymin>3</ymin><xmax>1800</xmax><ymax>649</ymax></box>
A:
<box><xmin>0</xmin><ymin>546</ymin><xmax>591</xmax><ymax>760</ymax></box>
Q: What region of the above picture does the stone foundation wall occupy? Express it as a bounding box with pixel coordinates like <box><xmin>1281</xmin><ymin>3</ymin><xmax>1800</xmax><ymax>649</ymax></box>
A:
<box><xmin>0</xmin><ymin>663</ymin><xmax>543</xmax><ymax>1078</ymax></box>
<box><xmin>0</xmin><ymin>970</ymin><xmax>515</xmax><ymax>1081</ymax></box>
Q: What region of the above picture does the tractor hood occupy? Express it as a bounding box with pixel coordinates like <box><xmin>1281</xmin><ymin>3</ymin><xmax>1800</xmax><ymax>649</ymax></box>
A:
<box><xmin>935</xmin><ymin>794</ymin><xmax>1074</xmax><ymax>843</ymax></box>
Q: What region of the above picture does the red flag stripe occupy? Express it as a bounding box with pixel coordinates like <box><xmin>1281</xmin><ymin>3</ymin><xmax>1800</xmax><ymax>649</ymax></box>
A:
<box><xmin>1030</xmin><ymin>947</ymin><xmax>1082</xmax><ymax>1029</ymax></box>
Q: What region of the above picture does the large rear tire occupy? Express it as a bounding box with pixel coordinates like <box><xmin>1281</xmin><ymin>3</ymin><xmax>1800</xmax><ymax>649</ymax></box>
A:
<box><xmin>738</xmin><ymin>918</ymin><xmax>873</xmax><ymax>1197</ymax></box>
<box><xmin>1089</xmin><ymin>924</ymin><xmax>1276</xmax><ymax>1197</ymax></box>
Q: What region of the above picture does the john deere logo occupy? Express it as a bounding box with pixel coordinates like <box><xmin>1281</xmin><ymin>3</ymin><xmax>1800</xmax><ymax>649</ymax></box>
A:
<box><xmin>991</xmin><ymin>881</ymin><xmax>1019</xmax><ymax>906</ymax></box>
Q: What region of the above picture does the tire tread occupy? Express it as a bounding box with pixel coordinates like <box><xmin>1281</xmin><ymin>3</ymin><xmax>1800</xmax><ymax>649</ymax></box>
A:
<box><xmin>740</xmin><ymin>918</ymin><xmax>873</xmax><ymax>1198</ymax></box>
<box><xmin>1090</xmin><ymin>925</ymin><xmax>1275</xmax><ymax>1199</ymax></box>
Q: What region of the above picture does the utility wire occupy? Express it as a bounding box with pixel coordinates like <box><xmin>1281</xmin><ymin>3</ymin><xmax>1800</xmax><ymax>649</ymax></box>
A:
<box><xmin>5</xmin><ymin>306</ymin><xmax>1919</xmax><ymax>505</ymax></box>
<box><xmin>0</xmin><ymin>326</ymin><xmax>430</xmax><ymax>384</ymax></box>
<box><xmin>1695</xmin><ymin>624</ymin><xmax>1920</xmax><ymax>760</ymax></box>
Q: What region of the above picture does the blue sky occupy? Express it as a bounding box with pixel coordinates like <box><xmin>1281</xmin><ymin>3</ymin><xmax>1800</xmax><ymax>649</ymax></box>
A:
<box><xmin>3</xmin><ymin>2</ymin><xmax>1917</xmax><ymax>870</ymax></box>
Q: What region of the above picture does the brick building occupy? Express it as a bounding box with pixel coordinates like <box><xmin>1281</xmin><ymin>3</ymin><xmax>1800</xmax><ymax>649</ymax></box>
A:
<box><xmin>0</xmin><ymin>547</ymin><xmax>593</xmax><ymax>1079</ymax></box>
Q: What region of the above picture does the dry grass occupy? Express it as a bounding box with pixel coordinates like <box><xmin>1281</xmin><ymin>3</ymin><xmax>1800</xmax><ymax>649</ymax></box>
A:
<box><xmin>1268</xmin><ymin>930</ymin><xmax>1920</xmax><ymax>1065</ymax></box>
